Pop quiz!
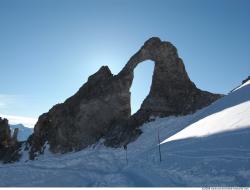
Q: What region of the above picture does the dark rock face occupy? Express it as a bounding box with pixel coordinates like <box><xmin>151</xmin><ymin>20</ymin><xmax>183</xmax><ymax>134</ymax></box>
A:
<box><xmin>104</xmin><ymin>37</ymin><xmax>222</xmax><ymax>146</ymax></box>
<box><xmin>0</xmin><ymin>117</ymin><xmax>22</xmax><ymax>163</ymax></box>
<box><xmin>0</xmin><ymin>118</ymin><xmax>11</xmax><ymax>146</ymax></box>
<box><xmin>242</xmin><ymin>76</ymin><xmax>250</xmax><ymax>84</ymax></box>
<box><xmin>29</xmin><ymin>37</ymin><xmax>222</xmax><ymax>157</ymax></box>
<box><xmin>29</xmin><ymin>66</ymin><xmax>131</xmax><ymax>157</ymax></box>
<box><xmin>120</xmin><ymin>37</ymin><xmax>220</xmax><ymax>116</ymax></box>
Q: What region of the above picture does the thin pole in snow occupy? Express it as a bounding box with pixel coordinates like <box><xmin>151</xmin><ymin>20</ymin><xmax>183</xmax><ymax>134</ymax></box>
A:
<box><xmin>126</xmin><ymin>149</ymin><xmax>128</xmax><ymax>165</ymax></box>
<box><xmin>158</xmin><ymin>127</ymin><xmax>162</xmax><ymax>162</ymax></box>
<box><xmin>124</xmin><ymin>145</ymin><xmax>128</xmax><ymax>165</ymax></box>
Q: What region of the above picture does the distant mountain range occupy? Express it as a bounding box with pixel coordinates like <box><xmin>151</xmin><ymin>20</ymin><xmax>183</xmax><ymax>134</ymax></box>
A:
<box><xmin>9</xmin><ymin>124</ymin><xmax>33</xmax><ymax>142</ymax></box>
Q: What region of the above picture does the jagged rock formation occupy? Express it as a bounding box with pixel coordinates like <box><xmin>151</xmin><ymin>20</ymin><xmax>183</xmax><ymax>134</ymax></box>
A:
<box><xmin>242</xmin><ymin>76</ymin><xmax>250</xmax><ymax>84</ymax></box>
<box><xmin>0</xmin><ymin>117</ymin><xmax>21</xmax><ymax>163</ymax></box>
<box><xmin>29</xmin><ymin>66</ymin><xmax>131</xmax><ymax>157</ymax></box>
<box><xmin>104</xmin><ymin>37</ymin><xmax>222</xmax><ymax>147</ymax></box>
<box><xmin>0</xmin><ymin>118</ymin><xmax>11</xmax><ymax>147</ymax></box>
<box><xmin>12</xmin><ymin>128</ymin><xmax>19</xmax><ymax>142</ymax></box>
<box><xmin>29</xmin><ymin>37</ymin><xmax>222</xmax><ymax>157</ymax></box>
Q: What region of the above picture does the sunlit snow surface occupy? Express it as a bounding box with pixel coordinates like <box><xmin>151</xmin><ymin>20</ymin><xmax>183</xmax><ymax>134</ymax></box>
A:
<box><xmin>0</xmin><ymin>81</ymin><xmax>249</xmax><ymax>187</ymax></box>
<box><xmin>161</xmin><ymin>80</ymin><xmax>250</xmax><ymax>144</ymax></box>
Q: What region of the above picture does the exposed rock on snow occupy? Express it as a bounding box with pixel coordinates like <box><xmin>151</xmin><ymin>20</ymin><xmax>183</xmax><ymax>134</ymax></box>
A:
<box><xmin>0</xmin><ymin>118</ymin><xmax>11</xmax><ymax>145</ymax></box>
<box><xmin>242</xmin><ymin>75</ymin><xmax>250</xmax><ymax>84</ymax></box>
<box><xmin>29</xmin><ymin>66</ymin><xmax>132</xmax><ymax>157</ymax></box>
<box><xmin>29</xmin><ymin>37</ymin><xmax>221</xmax><ymax>157</ymax></box>
<box><xmin>0</xmin><ymin>118</ymin><xmax>22</xmax><ymax>163</ymax></box>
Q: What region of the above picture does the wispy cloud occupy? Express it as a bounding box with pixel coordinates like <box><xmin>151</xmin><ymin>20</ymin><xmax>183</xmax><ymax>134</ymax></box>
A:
<box><xmin>0</xmin><ymin>94</ymin><xmax>16</xmax><ymax>107</ymax></box>
<box><xmin>0</xmin><ymin>102</ymin><xmax>6</xmax><ymax>108</ymax></box>
<box><xmin>0</xmin><ymin>113</ymin><xmax>37</xmax><ymax>128</ymax></box>
<box><xmin>0</xmin><ymin>94</ymin><xmax>37</xmax><ymax>128</ymax></box>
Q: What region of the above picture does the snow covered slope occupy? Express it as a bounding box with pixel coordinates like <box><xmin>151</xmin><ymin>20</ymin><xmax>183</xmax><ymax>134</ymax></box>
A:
<box><xmin>10</xmin><ymin>124</ymin><xmax>33</xmax><ymax>141</ymax></box>
<box><xmin>161</xmin><ymin>79</ymin><xmax>250</xmax><ymax>144</ymax></box>
<box><xmin>0</xmin><ymin>81</ymin><xmax>249</xmax><ymax>187</ymax></box>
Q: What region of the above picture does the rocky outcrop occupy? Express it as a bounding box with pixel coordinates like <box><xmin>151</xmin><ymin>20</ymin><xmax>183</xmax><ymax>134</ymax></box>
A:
<box><xmin>0</xmin><ymin>117</ymin><xmax>22</xmax><ymax>163</ymax></box>
<box><xmin>104</xmin><ymin>37</ymin><xmax>222</xmax><ymax>147</ymax></box>
<box><xmin>242</xmin><ymin>76</ymin><xmax>250</xmax><ymax>84</ymax></box>
<box><xmin>29</xmin><ymin>37</ymin><xmax>222</xmax><ymax>157</ymax></box>
<box><xmin>0</xmin><ymin>118</ymin><xmax>11</xmax><ymax>147</ymax></box>
<box><xmin>12</xmin><ymin>128</ymin><xmax>19</xmax><ymax>142</ymax></box>
<box><xmin>29</xmin><ymin>66</ymin><xmax>131</xmax><ymax>157</ymax></box>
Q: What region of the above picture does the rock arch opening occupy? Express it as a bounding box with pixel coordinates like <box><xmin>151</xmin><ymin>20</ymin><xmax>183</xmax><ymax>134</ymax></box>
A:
<box><xmin>130</xmin><ymin>60</ymin><xmax>154</xmax><ymax>114</ymax></box>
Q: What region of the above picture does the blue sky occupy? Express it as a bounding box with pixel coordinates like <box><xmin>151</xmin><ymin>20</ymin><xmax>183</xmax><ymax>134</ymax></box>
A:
<box><xmin>0</xmin><ymin>0</ymin><xmax>249</xmax><ymax>126</ymax></box>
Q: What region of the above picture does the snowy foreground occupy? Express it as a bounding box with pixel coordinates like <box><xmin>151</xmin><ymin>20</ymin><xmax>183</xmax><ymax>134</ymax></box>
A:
<box><xmin>0</xmin><ymin>82</ymin><xmax>250</xmax><ymax>187</ymax></box>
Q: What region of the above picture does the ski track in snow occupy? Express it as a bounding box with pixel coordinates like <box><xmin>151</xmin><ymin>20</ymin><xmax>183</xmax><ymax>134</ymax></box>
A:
<box><xmin>0</xmin><ymin>82</ymin><xmax>250</xmax><ymax>187</ymax></box>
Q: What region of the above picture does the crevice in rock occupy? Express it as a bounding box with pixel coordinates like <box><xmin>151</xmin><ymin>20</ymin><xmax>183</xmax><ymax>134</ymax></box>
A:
<box><xmin>130</xmin><ymin>60</ymin><xmax>154</xmax><ymax>114</ymax></box>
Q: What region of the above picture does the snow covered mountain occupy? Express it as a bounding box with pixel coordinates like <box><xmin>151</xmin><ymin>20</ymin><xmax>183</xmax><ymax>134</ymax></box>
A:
<box><xmin>10</xmin><ymin>124</ymin><xmax>33</xmax><ymax>142</ymax></box>
<box><xmin>0</xmin><ymin>80</ymin><xmax>249</xmax><ymax>187</ymax></box>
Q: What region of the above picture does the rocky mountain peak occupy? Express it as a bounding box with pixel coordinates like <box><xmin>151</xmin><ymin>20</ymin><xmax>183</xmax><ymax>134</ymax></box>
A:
<box><xmin>242</xmin><ymin>75</ymin><xmax>250</xmax><ymax>84</ymax></box>
<box><xmin>28</xmin><ymin>37</ymin><xmax>222</xmax><ymax>157</ymax></box>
